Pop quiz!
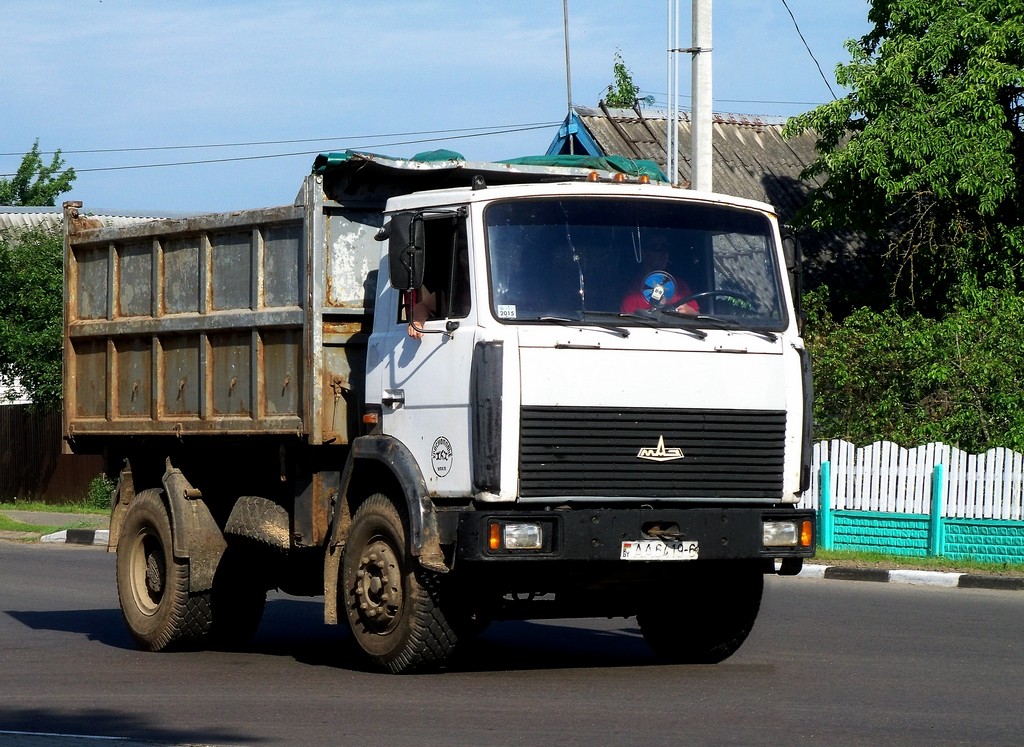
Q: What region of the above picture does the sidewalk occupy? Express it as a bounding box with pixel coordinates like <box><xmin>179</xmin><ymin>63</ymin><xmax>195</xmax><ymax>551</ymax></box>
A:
<box><xmin>800</xmin><ymin>563</ymin><xmax>1024</xmax><ymax>591</ymax></box>
<box><xmin>2</xmin><ymin>508</ymin><xmax>1022</xmax><ymax>590</ymax></box>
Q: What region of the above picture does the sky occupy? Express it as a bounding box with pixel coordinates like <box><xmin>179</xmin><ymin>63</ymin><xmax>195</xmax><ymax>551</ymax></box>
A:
<box><xmin>2</xmin><ymin>1</ymin><xmax>871</xmax><ymax>214</ymax></box>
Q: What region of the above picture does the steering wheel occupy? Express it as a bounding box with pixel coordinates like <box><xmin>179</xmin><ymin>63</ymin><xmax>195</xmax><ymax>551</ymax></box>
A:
<box><xmin>676</xmin><ymin>289</ymin><xmax>758</xmax><ymax>311</ymax></box>
<box><xmin>640</xmin><ymin>271</ymin><xmax>677</xmax><ymax>307</ymax></box>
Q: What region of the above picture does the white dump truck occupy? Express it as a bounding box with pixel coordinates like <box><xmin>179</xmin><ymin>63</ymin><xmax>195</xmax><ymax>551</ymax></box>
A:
<box><xmin>63</xmin><ymin>151</ymin><xmax>814</xmax><ymax>672</ymax></box>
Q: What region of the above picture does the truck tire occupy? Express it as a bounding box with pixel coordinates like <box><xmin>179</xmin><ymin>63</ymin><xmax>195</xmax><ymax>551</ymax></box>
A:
<box><xmin>115</xmin><ymin>489</ymin><xmax>212</xmax><ymax>651</ymax></box>
<box><xmin>340</xmin><ymin>493</ymin><xmax>457</xmax><ymax>673</ymax></box>
<box><xmin>637</xmin><ymin>562</ymin><xmax>763</xmax><ymax>664</ymax></box>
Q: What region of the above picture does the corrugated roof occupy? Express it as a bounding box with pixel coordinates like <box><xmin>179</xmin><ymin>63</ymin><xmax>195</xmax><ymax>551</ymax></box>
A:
<box><xmin>552</xmin><ymin>106</ymin><xmax>877</xmax><ymax>304</ymax></box>
<box><xmin>0</xmin><ymin>206</ymin><xmax>188</xmax><ymax>233</ymax></box>
<box><xmin>0</xmin><ymin>376</ymin><xmax>31</xmax><ymax>406</ymax></box>
<box><xmin>565</xmin><ymin>105</ymin><xmax>824</xmax><ymax>225</ymax></box>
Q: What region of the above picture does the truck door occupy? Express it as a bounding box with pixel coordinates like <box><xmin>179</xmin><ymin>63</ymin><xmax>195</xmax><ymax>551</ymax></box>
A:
<box><xmin>374</xmin><ymin>212</ymin><xmax>477</xmax><ymax>497</ymax></box>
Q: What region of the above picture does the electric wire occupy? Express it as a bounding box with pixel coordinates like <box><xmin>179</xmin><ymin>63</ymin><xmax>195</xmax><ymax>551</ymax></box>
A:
<box><xmin>0</xmin><ymin>121</ymin><xmax>561</xmax><ymax>158</ymax></box>
<box><xmin>0</xmin><ymin>122</ymin><xmax>560</xmax><ymax>178</ymax></box>
<box><xmin>779</xmin><ymin>0</ymin><xmax>838</xmax><ymax>101</ymax></box>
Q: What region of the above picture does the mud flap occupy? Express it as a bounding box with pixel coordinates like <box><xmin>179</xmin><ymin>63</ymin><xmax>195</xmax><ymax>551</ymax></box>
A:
<box><xmin>162</xmin><ymin>459</ymin><xmax>227</xmax><ymax>594</ymax></box>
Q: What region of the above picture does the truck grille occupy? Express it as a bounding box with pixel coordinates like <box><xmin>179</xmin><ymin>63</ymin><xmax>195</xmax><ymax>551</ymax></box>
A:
<box><xmin>519</xmin><ymin>406</ymin><xmax>785</xmax><ymax>500</ymax></box>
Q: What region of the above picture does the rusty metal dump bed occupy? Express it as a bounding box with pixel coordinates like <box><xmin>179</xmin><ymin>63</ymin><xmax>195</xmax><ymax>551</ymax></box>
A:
<box><xmin>63</xmin><ymin>175</ymin><xmax>379</xmax><ymax>448</ymax></box>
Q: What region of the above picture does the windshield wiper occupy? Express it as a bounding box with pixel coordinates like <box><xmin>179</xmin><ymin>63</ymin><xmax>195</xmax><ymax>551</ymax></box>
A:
<box><xmin>659</xmin><ymin>309</ymin><xmax>778</xmax><ymax>342</ymax></box>
<box><xmin>539</xmin><ymin>315</ymin><xmax>630</xmax><ymax>339</ymax></box>
<box><xmin>585</xmin><ymin>309</ymin><xmax>708</xmax><ymax>340</ymax></box>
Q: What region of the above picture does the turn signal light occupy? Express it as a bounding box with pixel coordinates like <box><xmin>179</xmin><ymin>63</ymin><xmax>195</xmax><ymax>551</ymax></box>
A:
<box><xmin>487</xmin><ymin>521</ymin><xmax>545</xmax><ymax>552</ymax></box>
<box><xmin>800</xmin><ymin>519</ymin><xmax>814</xmax><ymax>548</ymax></box>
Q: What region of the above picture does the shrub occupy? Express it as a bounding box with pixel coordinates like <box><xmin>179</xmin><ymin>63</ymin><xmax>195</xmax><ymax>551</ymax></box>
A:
<box><xmin>86</xmin><ymin>474</ymin><xmax>115</xmax><ymax>511</ymax></box>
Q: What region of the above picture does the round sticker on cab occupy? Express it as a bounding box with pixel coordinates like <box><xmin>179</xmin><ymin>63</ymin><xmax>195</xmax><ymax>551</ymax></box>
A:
<box><xmin>431</xmin><ymin>436</ymin><xmax>453</xmax><ymax>477</ymax></box>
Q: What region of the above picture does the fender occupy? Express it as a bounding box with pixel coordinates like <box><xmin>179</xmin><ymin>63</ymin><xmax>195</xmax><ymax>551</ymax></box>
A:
<box><xmin>160</xmin><ymin>459</ymin><xmax>227</xmax><ymax>593</ymax></box>
<box><xmin>323</xmin><ymin>435</ymin><xmax>447</xmax><ymax>625</ymax></box>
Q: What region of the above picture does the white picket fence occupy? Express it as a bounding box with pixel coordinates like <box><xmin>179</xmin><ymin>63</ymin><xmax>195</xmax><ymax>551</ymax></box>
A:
<box><xmin>802</xmin><ymin>439</ymin><xmax>1024</xmax><ymax>521</ymax></box>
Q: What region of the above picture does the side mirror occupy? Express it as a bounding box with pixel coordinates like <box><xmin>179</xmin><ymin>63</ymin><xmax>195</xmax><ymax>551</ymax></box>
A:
<box><xmin>781</xmin><ymin>230</ymin><xmax>803</xmax><ymax>331</ymax></box>
<box><xmin>382</xmin><ymin>213</ymin><xmax>425</xmax><ymax>291</ymax></box>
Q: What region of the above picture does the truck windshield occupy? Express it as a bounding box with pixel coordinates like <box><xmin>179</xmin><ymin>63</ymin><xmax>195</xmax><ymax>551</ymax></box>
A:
<box><xmin>485</xmin><ymin>197</ymin><xmax>787</xmax><ymax>331</ymax></box>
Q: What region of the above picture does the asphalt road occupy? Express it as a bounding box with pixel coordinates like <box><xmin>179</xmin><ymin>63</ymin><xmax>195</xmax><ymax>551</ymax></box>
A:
<box><xmin>1</xmin><ymin>542</ymin><xmax>1022</xmax><ymax>747</ymax></box>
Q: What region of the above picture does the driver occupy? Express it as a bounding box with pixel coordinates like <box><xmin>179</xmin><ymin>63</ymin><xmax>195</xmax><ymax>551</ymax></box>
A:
<box><xmin>620</xmin><ymin>241</ymin><xmax>699</xmax><ymax>315</ymax></box>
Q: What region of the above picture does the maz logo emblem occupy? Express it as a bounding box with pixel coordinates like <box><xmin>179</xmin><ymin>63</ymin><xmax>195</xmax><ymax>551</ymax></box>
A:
<box><xmin>636</xmin><ymin>435</ymin><xmax>685</xmax><ymax>462</ymax></box>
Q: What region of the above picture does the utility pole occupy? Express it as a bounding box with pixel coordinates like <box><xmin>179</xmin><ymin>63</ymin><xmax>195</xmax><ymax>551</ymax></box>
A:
<box><xmin>563</xmin><ymin>0</ymin><xmax>574</xmax><ymax>155</ymax></box>
<box><xmin>666</xmin><ymin>0</ymin><xmax>680</xmax><ymax>185</ymax></box>
<box><xmin>690</xmin><ymin>0</ymin><xmax>712</xmax><ymax>192</ymax></box>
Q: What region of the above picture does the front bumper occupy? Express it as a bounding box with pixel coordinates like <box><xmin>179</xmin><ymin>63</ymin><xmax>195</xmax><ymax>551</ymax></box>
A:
<box><xmin>452</xmin><ymin>506</ymin><xmax>815</xmax><ymax>563</ymax></box>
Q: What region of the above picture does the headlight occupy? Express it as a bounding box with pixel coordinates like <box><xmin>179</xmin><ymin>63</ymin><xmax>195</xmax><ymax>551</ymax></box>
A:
<box><xmin>763</xmin><ymin>519</ymin><xmax>814</xmax><ymax>548</ymax></box>
<box><xmin>763</xmin><ymin>520</ymin><xmax>800</xmax><ymax>547</ymax></box>
<box><xmin>488</xmin><ymin>521</ymin><xmax>544</xmax><ymax>551</ymax></box>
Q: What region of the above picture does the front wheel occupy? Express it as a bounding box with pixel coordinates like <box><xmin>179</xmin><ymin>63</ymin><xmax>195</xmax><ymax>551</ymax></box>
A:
<box><xmin>340</xmin><ymin>494</ymin><xmax>456</xmax><ymax>673</ymax></box>
<box><xmin>638</xmin><ymin>562</ymin><xmax>763</xmax><ymax>664</ymax></box>
<box><xmin>115</xmin><ymin>489</ymin><xmax>211</xmax><ymax>651</ymax></box>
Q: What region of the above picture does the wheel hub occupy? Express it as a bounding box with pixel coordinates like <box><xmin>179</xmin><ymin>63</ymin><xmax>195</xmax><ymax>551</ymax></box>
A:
<box><xmin>145</xmin><ymin>551</ymin><xmax>164</xmax><ymax>595</ymax></box>
<box><xmin>353</xmin><ymin>540</ymin><xmax>402</xmax><ymax>632</ymax></box>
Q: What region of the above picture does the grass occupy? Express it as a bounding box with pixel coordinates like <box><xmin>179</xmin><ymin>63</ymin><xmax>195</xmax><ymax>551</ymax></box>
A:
<box><xmin>0</xmin><ymin>499</ymin><xmax>106</xmax><ymax>514</ymax></box>
<box><xmin>0</xmin><ymin>500</ymin><xmax>108</xmax><ymax>537</ymax></box>
<box><xmin>813</xmin><ymin>548</ymin><xmax>1024</xmax><ymax>577</ymax></box>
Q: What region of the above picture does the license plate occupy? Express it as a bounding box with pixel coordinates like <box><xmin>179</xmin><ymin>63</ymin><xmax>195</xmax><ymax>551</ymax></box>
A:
<box><xmin>620</xmin><ymin>539</ymin><xmax>699</xmax><ymax>561</ymax></box>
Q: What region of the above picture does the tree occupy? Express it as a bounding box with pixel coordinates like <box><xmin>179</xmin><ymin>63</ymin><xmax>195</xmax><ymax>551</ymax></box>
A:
<box><xmin>0</xmin><ymin>140</ymin><xmax>76</xmax><ymax>207</ymax></box>
<box><xmin>805</xmin><ymin>285</ymin><xmax>1024</xmax><ymax>451</ymax></box>
<box><xmin>0</xmin><ymin>223</ymin><xmax>64</xmax><ymax>409</ymax></box>
<box><xmin>785</xmin><ymin>0</ymin><xmax>1024</xmax><ymax>315</ymax></box>
<box><xmin>604</xmin><ymin>52</ymin><xmax>656</xmax><ymax>109</ymax></box>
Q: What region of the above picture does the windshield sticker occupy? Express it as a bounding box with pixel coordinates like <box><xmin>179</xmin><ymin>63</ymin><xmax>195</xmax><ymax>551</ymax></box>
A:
<box><xmin>497</xmin><ymin>304</ymin><xmax>517</xmax><ymax>319</ymax></box>
<box><xmin>431</xmin><ymin>436</ymin><xmax>453</xmax><ymax>477</ymax></box>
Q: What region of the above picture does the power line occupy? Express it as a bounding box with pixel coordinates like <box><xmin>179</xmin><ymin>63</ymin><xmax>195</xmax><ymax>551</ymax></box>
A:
<box><xmin>0</xmin><ymin>122</ymin><xmax>560</xmax><ymax>178</ymax></box>
<box><xmin>779</xmin><ymin>0</ymin><xmax>838</xmax><ymax>101</ymax></box>
<box><xmin>639</xmin><ymin>89</ymin><xmax>828</xmax><ymax>108</ymax></box>
<box><xmin>0</xmin><ymin>121</ymin><xmax>561</xmax><ymax>159</ymax></box>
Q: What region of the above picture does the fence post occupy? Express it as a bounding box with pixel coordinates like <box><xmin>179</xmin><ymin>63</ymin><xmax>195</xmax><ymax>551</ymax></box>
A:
<box><xmin>929</xmin><ymin>463</ymin><xmax>945</xmax><ymax>557</ymax></box>
<box><xmin>820</xmin><ymin>461</ymin><xmax>833</xmax><ymax>550</ymax></box>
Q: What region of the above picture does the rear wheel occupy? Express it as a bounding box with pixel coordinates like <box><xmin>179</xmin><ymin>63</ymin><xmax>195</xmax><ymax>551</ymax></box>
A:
<box><xmin>340</xmin><ymin>493</ymin><xmax>457</xmax><ymax>673</ymax></box>
<box><xmin>638</xmin><ymin>562</ymin><xmax>763</xmax><ymax>664</ymax></box>
<box><xmin>115</xmin><ymin>489</ymin><xmax>211</xmax><ymax>651</ymax></box>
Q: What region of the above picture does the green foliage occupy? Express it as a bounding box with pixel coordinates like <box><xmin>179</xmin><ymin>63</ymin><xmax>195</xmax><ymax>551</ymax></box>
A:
<box><xmin>785</xmin><ymin>0</ymin><xmax>1024</xmax><ymax>314</ymax></box>
<box><xmin>0</xmin><ymin>223</ymin><xmax>64</xmax><ymax>409</ymax></box>
<box><xmin>0</xmin><ymin>140</ymin><xmax>76</xmax><ymax>207</ymax></box>
<box><xmin>805</xmin><ymin>285</ymin><xmax>1024</xmax><ymax>451</ymax></box>
<box><xmin>86</xmin><ymin>474</ymin><xmax>116</xmax><ymax>511</ymax></box>
<box><xmin>604</xmin><ymin>52</ymin><xmax>655</xmax><ymax>109</ymax></box>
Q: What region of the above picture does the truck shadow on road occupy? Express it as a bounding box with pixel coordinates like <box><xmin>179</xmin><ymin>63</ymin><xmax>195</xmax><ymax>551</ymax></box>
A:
<box><xmin>6</xmin><ymin>597</ymin><xmax>691</xmax><ymax>674</ymax></box>
<box><xmin>6</xmin><ymin>607</ymin><xmax>134</xmax><ymax>649</ymax></box>
<box><xmin>252</xmin><ymin>598</ymin><xmax>662</xmax><ymax>672</ymax></box>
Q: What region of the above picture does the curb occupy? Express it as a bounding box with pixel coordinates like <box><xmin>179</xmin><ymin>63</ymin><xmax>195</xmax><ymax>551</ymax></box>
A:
<box><xmin>40</xmin><ymin>528</ymin><xmax>109</xmax><ymax>546</ymax></box>
<box><xmin>800</xmin><ymin>563</ymin><xmax>1024</xmax><ymax>591</ymax></box>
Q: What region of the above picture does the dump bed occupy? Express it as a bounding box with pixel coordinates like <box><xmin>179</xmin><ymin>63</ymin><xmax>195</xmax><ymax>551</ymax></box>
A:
<box><xmin>62</xmin><ymin>174</ymin><xmax>381</xmax><ymax>450</ymax></box>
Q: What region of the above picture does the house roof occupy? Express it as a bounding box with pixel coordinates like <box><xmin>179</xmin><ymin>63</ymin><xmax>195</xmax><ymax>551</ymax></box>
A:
<box><xmin>0</xmin><ymin>376</ymin><xmax>30</xmax><ymax>406</ymax></box>
<box><xmin>547</xmin><ymin>105</ymin><xmax>824</xmax><ymax>226</ymax></box>
<box><xmin>549</xmin><ymin>105</ymin><xmax>878</xmax><ymax>309</ymax></box>
<box><xmin>0</xmin><ymin>206</ymin><xmax>188</xmax><ymax>233</ymax></box>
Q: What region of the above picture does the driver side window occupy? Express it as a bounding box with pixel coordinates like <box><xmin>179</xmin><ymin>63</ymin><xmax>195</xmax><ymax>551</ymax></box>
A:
<box><xmin>398</xmin><ymin>214</ymin><xmax>471</xmax><ymax>324</ymax></box>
